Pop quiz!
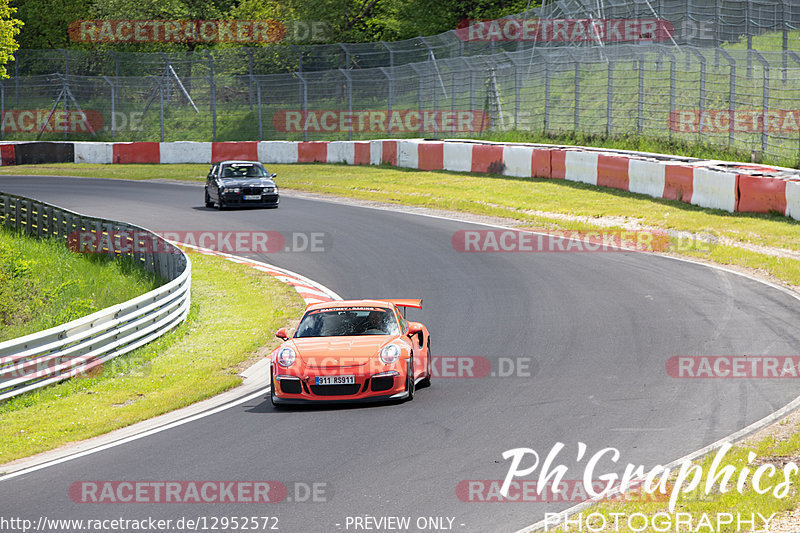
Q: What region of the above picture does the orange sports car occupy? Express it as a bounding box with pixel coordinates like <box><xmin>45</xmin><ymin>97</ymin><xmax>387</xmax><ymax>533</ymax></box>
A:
<box><xmin>269</xmin><ymin>299</ymin><xmax>431</xmax><ymax>406</ymax></box>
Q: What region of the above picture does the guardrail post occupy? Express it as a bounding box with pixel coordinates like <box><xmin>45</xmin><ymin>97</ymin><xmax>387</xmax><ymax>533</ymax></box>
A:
<box><xmin>256</xmin><ymin>80</ymin><xmax>263</xmax><ymax>141</ymax></box>
<box><xmin>638</xmin><ymin>58</ymin><xmax>645</xmax><ymax>135</ymax></box>
<box><xmin>688</xmin><ymin>48</ymin><xmax>706</xmax><ymax>137</ymax></box>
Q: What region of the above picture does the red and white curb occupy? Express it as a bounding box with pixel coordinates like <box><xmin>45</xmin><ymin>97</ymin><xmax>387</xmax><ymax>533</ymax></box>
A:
<box><xmin>179</xmin><ymin>242</ymin><xmax>342</xmax><ymax>304</ymax></box>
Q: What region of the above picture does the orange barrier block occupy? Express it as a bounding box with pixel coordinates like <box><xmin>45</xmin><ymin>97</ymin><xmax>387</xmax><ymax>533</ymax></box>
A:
<box><xmin>418</xmin><ymin>142</ymin><xmax>444</xmax><ymax>171</ymax></box>
<box><xmin>663</xmin><ymin>165</ymin><xmax>694</xmax><ymax>203</ymax></box>
<box><xmin>597</xmin><ymin>154</ymin><xmax>630</xmax><ymax>191</ymax></box>
<box><xmin>471</xmin><ymin>144</ymin><xmax>504</xmax><ymax>174</ymax></box>
<box><xmin>736</xmin><ymin>175</ymin><xmax>787</xmax><ymax>215</ymax></box>
<box><xmin>211</xmin><ymin>141</ymin><xmax>258</xmax><ymax>163</ymax></box>
<box><xmin>297</xmin><ymin>142</ymin><xmax>328</xmax><ymax>163</ymax></box>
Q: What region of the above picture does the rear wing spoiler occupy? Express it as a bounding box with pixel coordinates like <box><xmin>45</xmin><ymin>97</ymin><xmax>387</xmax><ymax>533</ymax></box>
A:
<box><xmin>381</xmin><ymin>299</ymin><xmax>422</xmax><ymax>309</ymax></box>
<box><xmin>381</xmin><ymin>299</ymin><xmax>422</xmax><ymax>318</ymax></box>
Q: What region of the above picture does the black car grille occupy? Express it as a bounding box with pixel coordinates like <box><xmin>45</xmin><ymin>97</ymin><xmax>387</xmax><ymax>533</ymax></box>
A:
<box><xmin>310</xmin><ymin>384</ymin><xmax>361</xmax><ymax>396</ymax></box>
<box><xmin>241</xmin><ymin>187</ymin><xmax>262</xmax><ymax>195</ymax></box>
<box><xmin>279</xmin><ymin>380</ymin><xmax>302</xmax><ymax>394</ymax></box>
<box><xmin>370</xmin><ymin>376</ymin><xmax>395</xmax><ymax>392</ymax></box>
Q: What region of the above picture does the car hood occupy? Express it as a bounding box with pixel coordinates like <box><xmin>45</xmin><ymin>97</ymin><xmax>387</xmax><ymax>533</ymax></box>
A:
<box><xmin>218</xmin><ymin>178</ymin><xmax>276</xmax><ymax>188</ymax></box>
<box><xmin>291</xmin><ymin>336</ymin><xmax>395</xmax><ymax>367</ymax></box>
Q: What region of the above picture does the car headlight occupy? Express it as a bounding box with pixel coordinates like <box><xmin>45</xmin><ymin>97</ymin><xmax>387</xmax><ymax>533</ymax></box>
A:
<box><xmin>222</xmin><ymin>187</ymin><xmax>240</xmax><ymax>194</ymax></box>
<box><xmin>379</xmin><ymin>344</ymin><xmax>402</xmax><ymax>364</ymax></box>
<box><xmin>277</xmin><ymin>346</ymin><xmax>296</xmax><ymax>367</ymax></box>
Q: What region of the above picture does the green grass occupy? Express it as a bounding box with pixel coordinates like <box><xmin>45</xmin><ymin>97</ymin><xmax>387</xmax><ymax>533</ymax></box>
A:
<box><xmin>2</xmin><ymin>162</ymin><xmax>799</xmax><ymax>285</ymax></box>
<box><xmin>0</xmin><ymin>227</ymin><xmax>162</xmax><ymax>342</ymax></box>
<box><xmin>0</xmin><ymin>247</ymin><xmax>305</xmax><ymax>464</ymax></box>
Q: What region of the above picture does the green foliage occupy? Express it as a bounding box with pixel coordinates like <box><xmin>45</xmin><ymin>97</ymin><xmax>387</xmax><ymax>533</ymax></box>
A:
<box><xmin>0</xmin><ymin>0</ymin><xmax>21</xmax><ymax>76</ymax></box>
<box><xmin>0</xmin><ymin>228</ymin><xmax>161</xmax><ymax>341</ymax></box>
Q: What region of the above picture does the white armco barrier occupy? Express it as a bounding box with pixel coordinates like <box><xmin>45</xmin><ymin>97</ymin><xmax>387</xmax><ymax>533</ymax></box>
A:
<box><xmin>159</xmin><ymin>141</ymin><xmax>211</xmax><ymax>164</ymax></box>
<box><xmin>502</xmin><ymin>145</ymin><xmax>533</xmax><ymax>178</ymax></box>
<box><xmin>785</xmin><ymin>180</ymin><xmax>800</xmax><ymax>221</ymax></box>
<box><xmin>691</xmin><ymin>168</ymin><xmax>738</xmax><ymax>212</ymax></box>
<box><xmin>258</xmin><ymin>141</ymin><xmax>299</xmax><ymax>164</ymax></box>
<box><xmin>564</xmin><ymin>151</ymin><xmax>598</xmax><ymax>185</ymax></box>
<box><xmin>628</xmin><ymin>159</ymin><xmax>666</xmax><ymax>198</ymax></box>
<box><xmin>396</xmin><ymin>140</ymin><xmax>419</xmax><ymax>169</ymax></box>
<box><xmin>326</xmin><ymin>141</ymin><xmax>355</xmax><ymax>164</ymax></box>
<box><xmin>73</xmin><ymin>142</ymin><xmax>112</xmax><ymax>164</ymax></box>
<box><xmin>443</xmin><ymin>142</ymin><xmax>472</xmax><ymax>172</ymax></box>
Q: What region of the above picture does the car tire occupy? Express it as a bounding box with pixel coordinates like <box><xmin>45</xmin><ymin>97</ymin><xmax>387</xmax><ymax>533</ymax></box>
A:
<box><xmin>204</xmin><ymin>190</ymin><xmax>214</xmax><ymax>208</ymax></box>
<box><xmin>418</xmin><ymin>342</ymin><xmax>432</xmax><ymax>388</ymax></box>
<box><xmin>405</xmin><ymin>357</ymin><xmax>415</xmax><ymax>401</ymax></box>
<box><xmin>269</xmin><ymin>368</ymin><xmax>281</xmax><ymax>408</ymax></box>
<box><xmin>217</xmin><ymin>198</ymin><xmax>225</xmax><ymax>211</ymax></box>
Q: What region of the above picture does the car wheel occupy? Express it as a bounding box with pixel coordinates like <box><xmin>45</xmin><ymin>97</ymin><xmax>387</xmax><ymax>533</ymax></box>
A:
<box><xmin>204</xmin><ymin>189</ymin><xmax>214</xmax><ymax>208</ymax></box>
<box><xmin>269</xmin><ymin>368</ymin><xmax>281</xmax><ymax>408</ymax></box>
<box><xmin>405</xmin><ymin>357</ymin><xmax>415</xmax><ymax>401</ymax></box>
<box><xmin>217</xmin><ymin>198</ymin><xmax>225</xmax><ymax>211</ymax></box>
<box><xmin>418</xmin><ymin>342</ymin><xmax>432</xmax><ymax>388</ymax></box>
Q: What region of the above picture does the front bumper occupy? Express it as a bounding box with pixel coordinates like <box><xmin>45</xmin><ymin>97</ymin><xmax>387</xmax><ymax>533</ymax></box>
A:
<box><xmin>271</xmin><ymin>367</ymin><xmax>408</xmax><ymax>404</ymax></box>
<box><xmin>221</xmin><ymin>193</ymin><xmax>280</xmax><ymax>207</ymax></box>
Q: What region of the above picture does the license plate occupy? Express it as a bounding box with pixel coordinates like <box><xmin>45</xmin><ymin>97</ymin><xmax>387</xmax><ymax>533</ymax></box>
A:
<box><xmin>315</xmin><ymin>375</ymin><xmax>355</xmax><ymax>385</ymax></box>
<box><xmin>243</xmin><ymin>194</ymin><xmax>261</xmax><ymax>200</ymax></box>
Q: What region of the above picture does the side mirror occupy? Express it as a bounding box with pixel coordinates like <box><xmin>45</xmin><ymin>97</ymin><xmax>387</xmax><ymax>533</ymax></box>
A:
<box><xmin>271</xmin><ymin>173</ymin><xmax>277</xmax><ymax>179</ymax></box>
<box><xmin>275</xmin><ymin>327</ymin><xmax>289</xmax><ymax>340</ymax></box>
<box><xmin>407</xmin><ymin>322</ymin><xmax>423</xmax><ymax>336</ymax></box>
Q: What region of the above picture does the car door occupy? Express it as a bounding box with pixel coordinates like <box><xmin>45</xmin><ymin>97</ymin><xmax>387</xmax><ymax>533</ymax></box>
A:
<box><xmin>207</xmin><ymin>164</ymin><xmax>219</xmax><ymax>201</ymax></box>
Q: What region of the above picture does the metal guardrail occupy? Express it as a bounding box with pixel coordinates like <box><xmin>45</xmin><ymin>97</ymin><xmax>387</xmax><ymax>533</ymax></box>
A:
<box><xmin>0</xmin><ymin>192</ymin><xmax>191</xmax><ymax>401</ymax></box>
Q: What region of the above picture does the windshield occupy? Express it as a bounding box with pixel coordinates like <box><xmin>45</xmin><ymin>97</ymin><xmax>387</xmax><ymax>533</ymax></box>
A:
<box><xmin>294</xmin><ymin>307</ymin><xmax>400</xmax><ymax>338</ymax></box>
<box><xmin>220</xmin><ymin>164</ymin><xmax>267</xmax><ymax>178</ymax></box>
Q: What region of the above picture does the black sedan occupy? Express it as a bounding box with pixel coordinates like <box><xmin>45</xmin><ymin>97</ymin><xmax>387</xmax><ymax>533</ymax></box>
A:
<box><xmin>204</xmin><ymin>160</ymin><xmax>280</xmax><ymax>210</ymax></box>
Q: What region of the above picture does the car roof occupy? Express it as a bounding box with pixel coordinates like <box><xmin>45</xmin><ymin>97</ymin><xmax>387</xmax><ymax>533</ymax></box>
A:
<box><xmin>304</xmin><ymin>299</ymin><xmax>397</xmax><ymax>312</ymax></box>
<box><xmin>217</xmin><ymin>160</ymin><xmax>264</xmax><ymax>165</ymax></box>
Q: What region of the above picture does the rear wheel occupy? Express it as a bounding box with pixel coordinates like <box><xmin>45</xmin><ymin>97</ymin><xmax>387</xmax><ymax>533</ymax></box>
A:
<box><xmin>418</xmin><ymin>342</ymin><xmax>432</xmax><ymax>388</ymax></box>
<box><xmin>405</xmin><ymin>357</ymin><xmax>415</xmax><ymax>401</ymax></box>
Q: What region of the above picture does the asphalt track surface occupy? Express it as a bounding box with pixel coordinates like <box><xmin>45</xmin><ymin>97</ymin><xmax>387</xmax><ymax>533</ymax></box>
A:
<box><xmin>2</xmin><ymin>175</ymin><xmax>800</xmax><ymax>532</ymax></box>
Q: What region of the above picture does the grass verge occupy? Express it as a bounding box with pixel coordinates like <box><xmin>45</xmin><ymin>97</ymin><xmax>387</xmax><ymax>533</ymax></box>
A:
<box><xmin>0</xmin><ymin>228</ymin><xmax>162</xmax><ymax>342</ymax></box>
<box><xmin>0</xmin><ymin>247</ymin><xmax>305</xmax><ymax>465</ymax></box>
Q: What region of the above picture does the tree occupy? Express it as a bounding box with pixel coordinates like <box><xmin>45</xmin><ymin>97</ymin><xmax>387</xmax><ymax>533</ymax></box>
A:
<box><xmin>0</xmin><ymin>0</ymin><xmax>21</xmax><ymax>77</ymax></box>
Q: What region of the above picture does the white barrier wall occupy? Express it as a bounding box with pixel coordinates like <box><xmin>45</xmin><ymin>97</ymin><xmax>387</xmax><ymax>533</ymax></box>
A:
<box><xmin>691</xmin><ymin>168</ymin><xmax>738</xmax><ymax>212</ymax></box>
<box><xmin>258</xmin><ymin>141</ymin><xmax>299</xmax><ymax>164</ymax></box>
<box><xmin>73</xmin><ymin>142</ymin><xmax>113</xmax><ymax>164</ymax></box>
<box><xmin>326</xmin><ymin>141</ymin><xmax>355</xmax><ymax>164</ymax></box>
<box><xmin>396</xmin><ymin>140</ymin><xmax>419</xmax><ymax>169</ymax></box>
<box><xmin>160</xmin><ymin>142</ymin><xmax>211</xmax><ymax>164</ymax></box>
<box><xmin>565</xmin><ymin>151</ymin><xmax>598</xmax><ymax>185</ymax></box>
<box><xmin>443</xmin><ymin>143</ymin><xmax>472</xmax><ymax>172</ymax></box>
<box><xmin>502</xmin><ymin>145</ymin><xmax>533</xmax><ymax>178</ymax></box>
<box><xmin>628</xmin><ymin>159</ymin><xmax>666</xmax><ymax>198</ymax></box>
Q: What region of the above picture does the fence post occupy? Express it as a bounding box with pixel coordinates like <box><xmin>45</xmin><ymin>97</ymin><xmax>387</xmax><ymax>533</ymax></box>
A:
<box><xmin>381</xmin><ymin>41</ymin><xmax>394</xmax><ymax>70</ymax></box>
<box><xmin>0</xmin><ymin>81</ymin><xmax>4</xmax><ymax>141</ymax></box>
<box><xmin>257</xmin><ymin>80</ymin><xmax>263</xmax><ymax>141</ymax></box>
<box><xmin>410</xmin><ymin>63</ymin><xmax>424</xmax><ymax>133</ymax></box>
<box><xmin>749</xmin><ymin>50</ymin><xmax>770</xmax><ymax>154</ymax></box>
<box><xmin>245</xmin><ymin>47</ymin><xmax>255</xmax><ymax>110</ymax></box>
<box><xmin>503</xmin><ymin>52</ymin><xmax>520</xmax><ymax>130</ymax></box>
<box><xmin>638</xmin><ymin>58</ymin><xmax>644</xmax><ymax>135</ymax></box>
<box><xmin>746</xmin><ymin>0</ymin><xmax>753</xmax><ymax>77</ymax></box>
<box><xmin>102</xmin><ymin>76</ymin><xmax>115</xmax><ymax>139</ymax></box>
<box><xmin>159</xmin><ymin>74</ymin><xmax>165</xmax><ymax>142</ymax></box>
<box><xmin>716</xmin><ymin>49</ymin><xmax>736</xmax><ymax>147</ymax></box>
<box><xmin>204</xmin><ymin>50</ymin><xmax>217</xmax><ymax>142</ymax></box>
<box><xmin>339</xmin><ymin>69</ymin><xmax>353</xmax><ymax>141</ymax></box>
<box><xmin>379</xmin><ymin>67</ymin><xmax>393</xmax><ymax>136</ymax></box>
<box><xmin>296</xmin><ymin>72</ymin><xmax>308</xmax><ymax>142</ymax></box>
<box><xmin>606</xmin><ymin>60</ymin><xmax>613</xmax><ymax>136</ymax></box>
<box><xmin>688</xmin><ymin>48</ymin><xmax>706</xmax><ymax>137</ymax></box>
<box><xmin>291</xmin><ymin>44</ymin><xmax>303</xmax><ymax>72</ymax></box>
<box><xmin>544</xmin><ymin>55</ymin><xmax>550</xmax><ymax>134</ymax></box>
